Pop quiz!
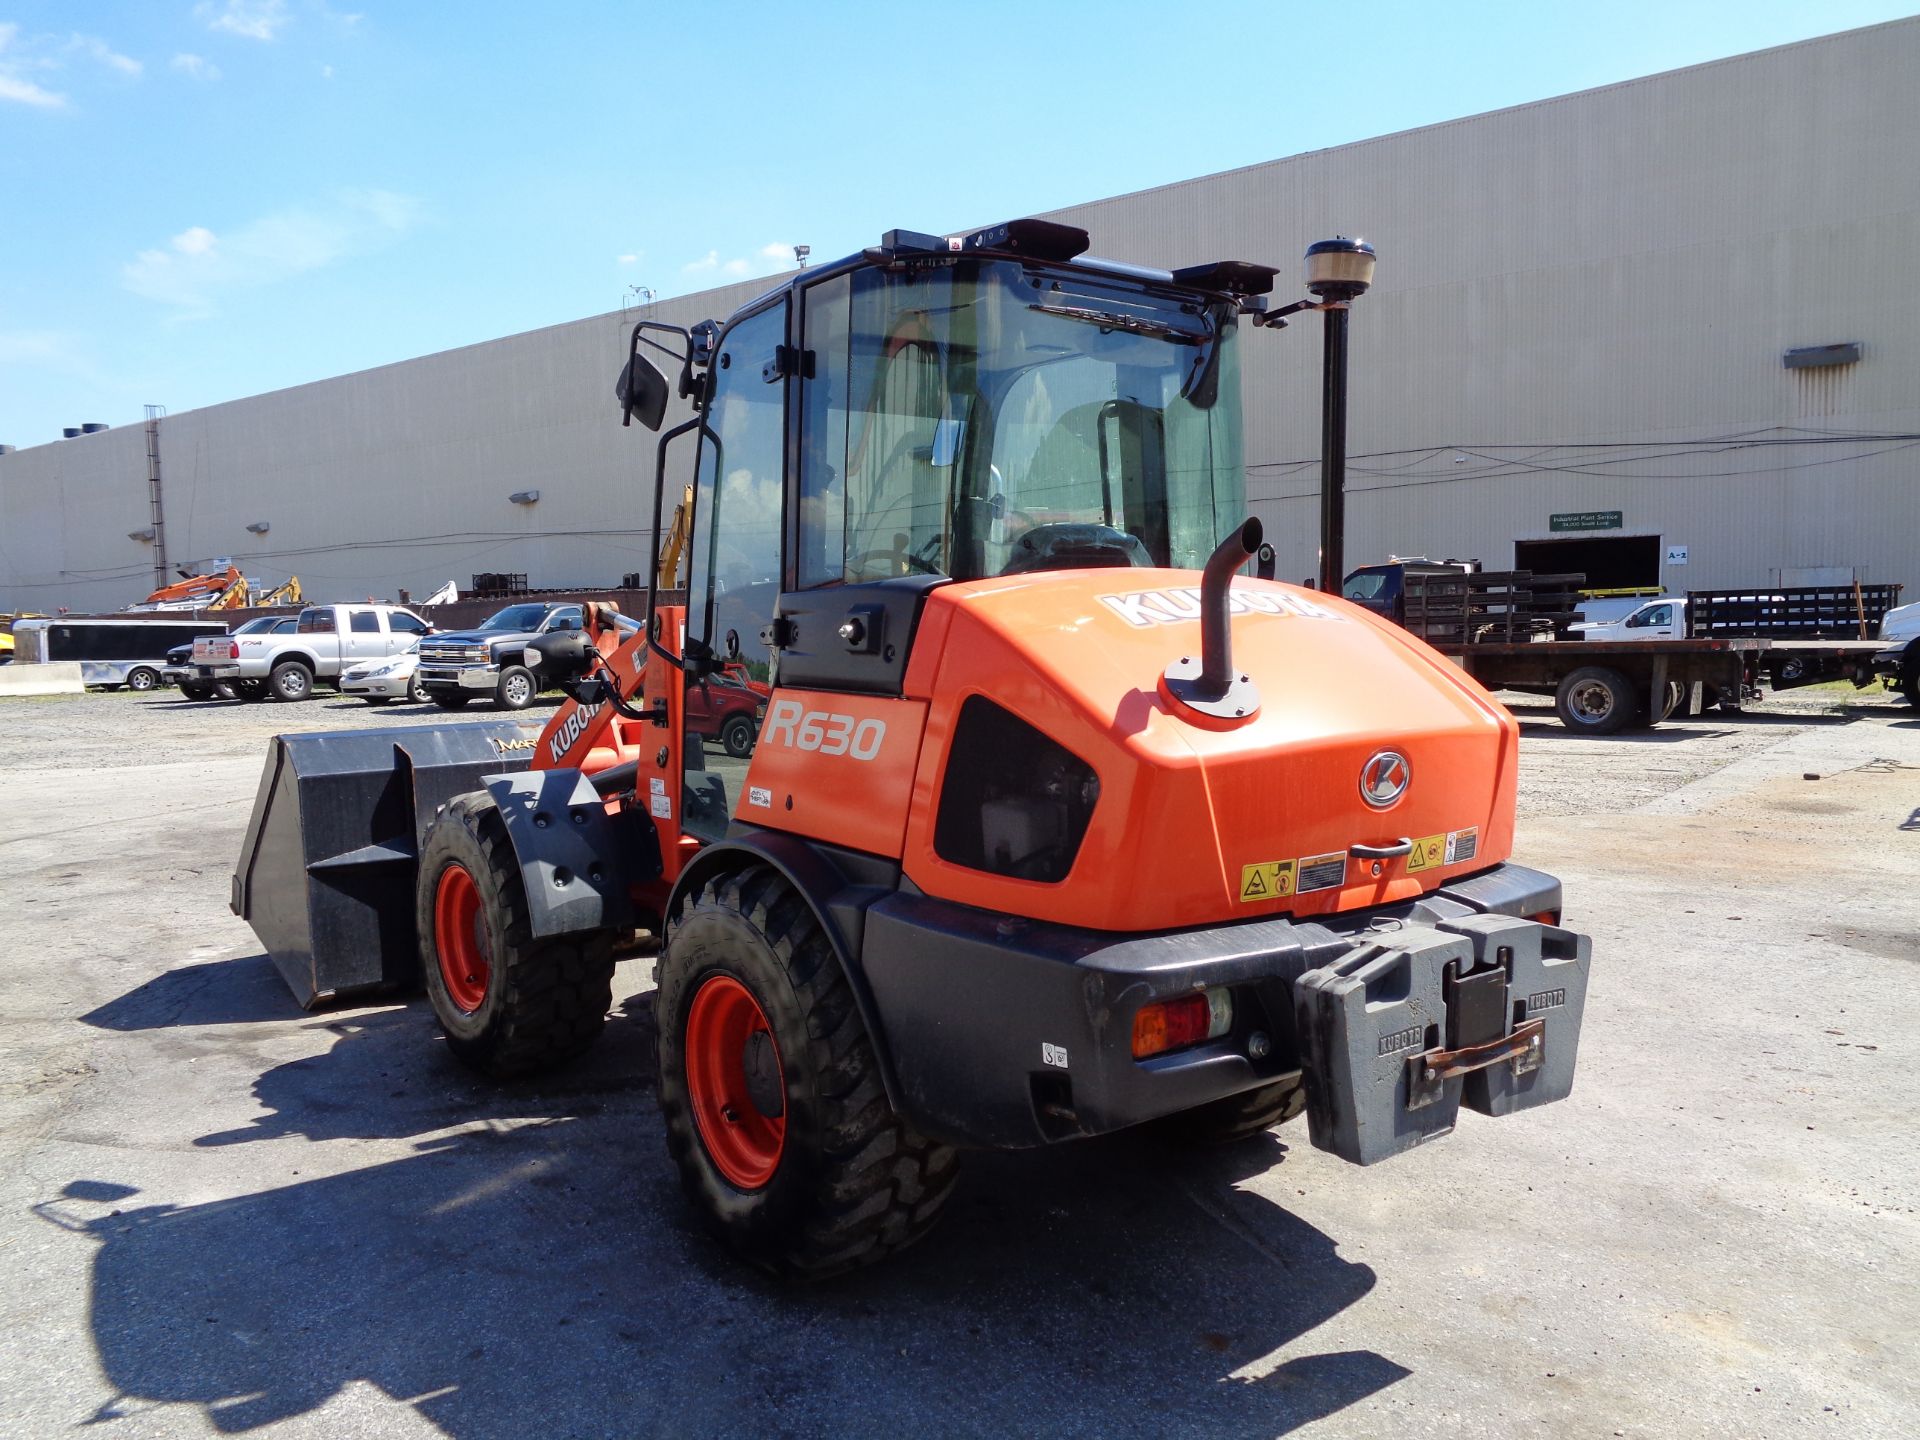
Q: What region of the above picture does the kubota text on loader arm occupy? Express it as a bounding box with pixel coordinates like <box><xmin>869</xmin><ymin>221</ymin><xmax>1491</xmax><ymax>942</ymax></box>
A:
<box><xmin>233</xmin><ymin>217</ymin><xmax>1592</xmax><ymax>1279</ymax></box>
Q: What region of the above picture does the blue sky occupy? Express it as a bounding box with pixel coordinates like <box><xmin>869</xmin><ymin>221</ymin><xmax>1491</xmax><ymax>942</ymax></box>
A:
<box><xmin>1</xmin><ymin>1</ymin><xmax>1912</xmax><ymax>449</ymax></box>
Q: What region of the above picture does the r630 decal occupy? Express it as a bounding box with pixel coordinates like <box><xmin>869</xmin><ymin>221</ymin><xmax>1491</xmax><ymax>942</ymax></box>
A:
<box><xmin>761</xmin><ymin>698</ymin><xmax>885</xmax><ymax>760</ymax></box>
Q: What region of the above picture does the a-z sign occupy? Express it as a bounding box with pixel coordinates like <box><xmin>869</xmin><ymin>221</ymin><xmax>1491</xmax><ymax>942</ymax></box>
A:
<box><xmin>1549</xmin><ymin>510</ymin><xmax>1623</xmax><ymax>533</ymax></box>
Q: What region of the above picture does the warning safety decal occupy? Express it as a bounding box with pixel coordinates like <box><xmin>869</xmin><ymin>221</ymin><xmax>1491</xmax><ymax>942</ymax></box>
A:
<box><xmin>1244</xmin><ymin>826</ymin><xmax>1483</xmax><ymax>903</ymax></box>
<box><xmin>1295</xmin><ymin>852</ymin><xmax>1347</xmax><ymax>893</ymax></box>
<box><xmin>1406</xmin><ymin>834</ymin><xmax>1446</xmax><ymax>873</ymax></box>
<box><xmin>1238</xmin><ymin>860</ymin><xmax>1297</xmax><ymax>903</ymax></box>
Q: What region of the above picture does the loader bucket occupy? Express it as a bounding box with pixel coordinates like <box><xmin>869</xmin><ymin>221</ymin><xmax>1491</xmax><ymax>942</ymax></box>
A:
<box><xmin>231</xmin><ymin>720</ymin><xmax>544</xmax><ymax>1008</ymax></box>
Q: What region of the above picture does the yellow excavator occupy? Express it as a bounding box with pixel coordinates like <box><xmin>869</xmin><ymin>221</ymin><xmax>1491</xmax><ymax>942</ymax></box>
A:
<box><xmin>656</xmin><ymin>483</ymin><xmax>694</xmax><ymax>588</ymax></box>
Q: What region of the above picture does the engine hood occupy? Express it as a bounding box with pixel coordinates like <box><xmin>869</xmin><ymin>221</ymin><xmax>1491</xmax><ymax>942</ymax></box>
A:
<box><xmin>901</xmin><ymin>568</ymin><xmax>1520</xmax><ymax>932</ymax></box>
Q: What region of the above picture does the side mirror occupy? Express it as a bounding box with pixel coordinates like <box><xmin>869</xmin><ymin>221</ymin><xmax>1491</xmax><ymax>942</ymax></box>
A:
<box><xmin>616</xmin><ymin>354</ymin><xmax>670</xmax><ymax>431</ymax></box>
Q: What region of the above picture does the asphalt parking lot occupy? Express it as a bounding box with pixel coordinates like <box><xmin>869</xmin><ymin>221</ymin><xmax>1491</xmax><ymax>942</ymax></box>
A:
<box><xmin>1</xmin><ymin>686</ymin><xmax>1916</xmax><ymax>1438</ymax></box>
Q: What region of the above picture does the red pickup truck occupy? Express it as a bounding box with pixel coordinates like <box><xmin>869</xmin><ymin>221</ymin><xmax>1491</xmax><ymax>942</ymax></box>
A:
<box><xmin>685</xmin><ymin>662</ymin><xmax>769</xmax><ymax>758</ymax></box>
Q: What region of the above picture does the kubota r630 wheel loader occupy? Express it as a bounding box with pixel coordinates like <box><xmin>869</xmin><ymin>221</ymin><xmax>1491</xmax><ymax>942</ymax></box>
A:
<box><xmin>232</xmin><ymin>219</ymin><xmax>1591</xmax><ymax>1279</ymax></box>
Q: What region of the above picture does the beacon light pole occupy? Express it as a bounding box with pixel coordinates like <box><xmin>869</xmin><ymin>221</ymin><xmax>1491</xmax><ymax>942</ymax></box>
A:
<box><xmin>1254</xmin><ymin>237</ymin><xmax>1378</xmax><ymax>592</ymax></box>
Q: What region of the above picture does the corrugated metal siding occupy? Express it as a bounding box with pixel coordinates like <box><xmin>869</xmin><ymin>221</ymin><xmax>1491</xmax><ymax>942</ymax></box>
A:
<box><xmin>4</xmin><ymin>19</ymin><xmax>1917</xmax><ymax>609</ymax></box>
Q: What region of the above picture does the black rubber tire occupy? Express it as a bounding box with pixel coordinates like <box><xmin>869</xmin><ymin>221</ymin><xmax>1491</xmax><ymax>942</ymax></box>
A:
<box><xmin>720</xmin><ymin>714</ymin><xmax>756</xmax><ymax>760</ymax></box>
<box><xmin>1555</xmin><ymin>665</ymin><xmax>1637</xmax><ymax>735</ymax></box>
<box><xmin>125</xmin><ymin>666</ymin><xmax>160</xmax><ymax>692</ymax></box>
<box><xmin>407</xmin><ymin>674</ymin><xmax>423</xmax><ymax>703</ymax></box>
<box><xmin>495</xmin><ymin>664</ymin><xmax>537</xmax><ymax>710</ymax></box>
<box><xmin>1901</xmin><ymin>677</ymin><xmax>1919</xmax><ymax>708</ymax></box>
<box><xmin>1158</xmin><ymin>1077</ymin><xmax>1307</xmax><ymax>1147</ymax></box>
<box><xmin>431</xmin><ymin>693</ymin><xmax>473</xmax><ymax>710</ymax></box>
<box><xmin>658</xmin><ymin>866</ymin><xmax>959</xmax><ymax>1280</ymax></box>
<box><xmin>268</xmin><ymin>659</ymin><xmax>313</xmax><ymax>702</ymax></box>
<box><xmin>179</xmin><ymin>681</ymin><xmax>215</xmax><ymax>701</ymax></box>
<box><xmin>417</xmin><ymin>792</ymin><xmax>616</xmax><ymax>1078</ymax></box>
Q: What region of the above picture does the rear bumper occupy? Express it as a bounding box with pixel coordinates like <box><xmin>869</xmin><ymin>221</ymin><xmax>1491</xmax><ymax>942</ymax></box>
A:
<box><xmin>859</xmin><ymin>862</ymin><xmax>1589</xmax><ymax>1156</ymax></box>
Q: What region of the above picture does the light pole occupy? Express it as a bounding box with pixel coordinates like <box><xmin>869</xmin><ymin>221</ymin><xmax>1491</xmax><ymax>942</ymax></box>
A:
<box><xmin>1303</xmin><ymin>238</ymin><xmax>1376</xmax><ymax>593</ymax></box>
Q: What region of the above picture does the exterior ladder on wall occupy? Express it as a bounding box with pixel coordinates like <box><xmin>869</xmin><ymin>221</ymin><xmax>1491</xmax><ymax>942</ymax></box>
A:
<box><xmin>144</xmin><ymin>404</ymin><xmax>168</xmax><ymax>591</ymax></box>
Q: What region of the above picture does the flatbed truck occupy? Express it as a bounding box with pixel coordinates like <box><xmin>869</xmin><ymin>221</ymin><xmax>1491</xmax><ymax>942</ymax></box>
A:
<box><xmin>1344</xmin><ymin>563</ymin><xmax>1896</xmax><ymax>733</ymax></box>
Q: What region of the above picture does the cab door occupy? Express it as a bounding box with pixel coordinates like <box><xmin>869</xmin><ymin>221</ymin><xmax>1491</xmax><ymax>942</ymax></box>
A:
<box><xmin>681</xmin><ymin>299</ymin><xmax>789</xmax><ymax>844</ymax></box>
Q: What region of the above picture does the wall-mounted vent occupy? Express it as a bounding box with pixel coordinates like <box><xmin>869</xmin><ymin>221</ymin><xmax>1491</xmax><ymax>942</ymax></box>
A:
<box><xmin>81</xmin><ymin>422</ymin><xmax>109</xmax><ymax>433</ymax></box>
<box><xmin>1782</xmin><ymin>342</ymin><xmax>1862</xmax><ymax>370</ymax></box>
<box><xmin>62</xmin><ymin>428</ymin><xmax>82</xmax><ymax>439</ymax></box>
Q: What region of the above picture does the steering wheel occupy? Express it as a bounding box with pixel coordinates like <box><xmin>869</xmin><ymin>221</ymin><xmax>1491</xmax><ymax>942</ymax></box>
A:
<box><xmin>847</xmin><ymin>543</ymin><xmax>944</xmax><ymax>579</ymax></box>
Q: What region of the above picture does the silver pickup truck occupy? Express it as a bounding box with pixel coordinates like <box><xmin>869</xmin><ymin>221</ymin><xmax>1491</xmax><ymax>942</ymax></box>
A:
<box><xmin>191</xmin><ymin>603</ymin><xmax>432</xmax><ymax>701</ymax></box>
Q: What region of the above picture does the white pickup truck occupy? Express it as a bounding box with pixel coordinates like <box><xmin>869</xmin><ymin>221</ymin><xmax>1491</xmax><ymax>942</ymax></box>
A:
<box><xmin>1572</xmin><ymin>596</ymin><xmax>1687</xmax><ymax>641</ymax></box>
<box><xmin>191</xmin><ymin>603</ymin><xmax>432</xmax><ymax>701</ymax></box>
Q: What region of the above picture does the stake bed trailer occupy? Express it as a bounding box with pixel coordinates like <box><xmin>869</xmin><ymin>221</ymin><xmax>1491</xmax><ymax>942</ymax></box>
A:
<box><xmin>1345</xmin><ymin>563</ymin><xmax>1895</xmax><ymax>733</ymax></box>
<box><xmin>1437</xmin><ymin>636</ymin><xmax>1885</xmax><ymax>734</ymax></box>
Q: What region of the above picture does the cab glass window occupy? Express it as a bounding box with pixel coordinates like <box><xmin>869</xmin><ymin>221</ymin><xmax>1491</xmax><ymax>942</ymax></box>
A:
<box><xmin>349</xmin><ymin>611</ymin><xmax>381</xmax><ymax>633</ymax></box>
<box><xmin>796</xmin><ymin>259</ymin><xmax>1242</xmax><ymax>585</ymax></box>
<box><xmin>683</xmin><ymin>300</ymin><xmax>787</xmax><ymax>844</ymax></box>
<box><xmin>389</xmin><ymin>612</ymin><xmax>429</xmax><ymax>634</ymax></box>
<box><xmin>297</xmin><ymin>610</ymin><xmax>336</xmax><ymax>634</ymax></box>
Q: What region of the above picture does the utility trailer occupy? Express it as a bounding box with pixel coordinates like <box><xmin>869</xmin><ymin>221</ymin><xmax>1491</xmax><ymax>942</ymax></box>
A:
<box><xmin>1347</xmin><ymin>564</ymin><xmax>1890</xmax><ymax>734</ymax></box>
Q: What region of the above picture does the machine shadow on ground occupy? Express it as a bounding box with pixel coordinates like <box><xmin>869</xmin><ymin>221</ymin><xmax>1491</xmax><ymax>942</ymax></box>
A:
<box><xmin>56</xmin><ymin>973</ymin><xmax>1407</xmax><ymax>1437</ymax></box>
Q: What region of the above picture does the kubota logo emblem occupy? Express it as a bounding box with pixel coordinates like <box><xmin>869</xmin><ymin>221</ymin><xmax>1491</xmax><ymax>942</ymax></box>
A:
<box><xmin>1359</xmin><ymin>750</ymin><xmax>1410</xmax><ymax>808</ymax></box>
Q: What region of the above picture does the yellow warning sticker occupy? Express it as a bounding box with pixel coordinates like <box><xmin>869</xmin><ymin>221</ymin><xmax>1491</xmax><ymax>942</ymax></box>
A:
<box><xmin>1406</xmin><ymin>834</ymin><xmax>1446</xmax><ymax>873</ymax></box>
<box><xmin>1445</xmin><ymin>826</ymin><xmax>1480</xmax><ymax>865</ymax></box>
<box><xmin>1239</xmin><ymin>860</ymin><xmax>1296</xmax><ymax>903</ymax></box>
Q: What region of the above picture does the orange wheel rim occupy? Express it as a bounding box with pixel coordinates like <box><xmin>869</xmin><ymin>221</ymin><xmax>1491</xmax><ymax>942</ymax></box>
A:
<box><xmin>433</xmin><ymin>864</ymin><xmax>490</xmax><ymax>1013</ymax></box>
<box><xmin>684</xmin><ymin>974</ymin><xmax>786</xmax><ymax>1190</ymax></box>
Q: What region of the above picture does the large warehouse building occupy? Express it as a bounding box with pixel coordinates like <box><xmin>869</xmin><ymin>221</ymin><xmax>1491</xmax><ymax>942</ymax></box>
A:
<box><xmin>3</xmin><ymin>19</ymin><xmax>1916</xmax><ymax>613</ymax></box>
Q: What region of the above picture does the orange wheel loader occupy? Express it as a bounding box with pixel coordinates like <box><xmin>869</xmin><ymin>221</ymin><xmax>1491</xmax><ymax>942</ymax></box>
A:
<box><xmin>233</xmin><ymin>219</ymin><xmax>1591</xmax><ymax>1279</ymax></box>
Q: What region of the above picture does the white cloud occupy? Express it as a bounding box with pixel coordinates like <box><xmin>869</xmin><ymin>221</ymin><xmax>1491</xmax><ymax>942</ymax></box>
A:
<box><xmin>197</xmin><ymin>1</ymin><xmax>290</xmax><ymax>42</ymax></box>
<box><xmin>70</xmin><ymin>34</ymin><xmax>141</xmax><ymax>76</ymax></box>
<box><xmin>122</xmin><ymin>190</ymin><xmax>422</xmax><ymax>314</ymax></box>
<box><xmin>320</xmin><ymin>64</ymin><xmax>333</xmax><ymax>79</ymax></box>
<box><xmin>759</xmin><ymin>242</ymin><xmax>792</xmax><ymax>260</ymax></box>
<box><xmin>0</xmin><ymin>329</ymin><xmax>112</xmax><ymax>387</ymax></box>
<box><xmin>683</xmin><ymin>249</ymin><xmax>761</xmax><ymax>278</ymax></box>
<box><xmin>0</xmin><ymin>22</ymin><xmax>67</xmax><ymax>108</ymax></box>
<box><xmin>0</xmin><ymin>72</ymin><xmax>63</xmax><ymax>107</ymax></box>
<box><xmin>171</xmin><ymin>52</ymin><xmax>221</xmax><ymax>81</ymax></box>
<box><xmin>172</xmin><ymin>226</ymin><xmax>218</xmax><ymax>256</ymax></box>
<box><xmin>616</xmin><ymin>253</ymin><xmax>640</xmax><ymax>266</ymax></box>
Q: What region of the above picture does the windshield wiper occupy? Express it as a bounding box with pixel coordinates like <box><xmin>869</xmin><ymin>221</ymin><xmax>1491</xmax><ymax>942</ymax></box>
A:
<box><xmin>1027</xmin><ymin>302</ymin><xmax>1209</xmax><ymax>344</ymax></box>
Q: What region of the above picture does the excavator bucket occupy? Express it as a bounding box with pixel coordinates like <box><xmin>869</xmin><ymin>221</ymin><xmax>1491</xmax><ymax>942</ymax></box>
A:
<box><xmin>231</xmin><ymin>719</ymin><xmax>545</xmax><ymax>1007</ymax></box>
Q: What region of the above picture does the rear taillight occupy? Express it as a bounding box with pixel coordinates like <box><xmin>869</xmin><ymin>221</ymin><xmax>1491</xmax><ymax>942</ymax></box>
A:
<box><xmin>1132</xmin><ymin>988</ymin><xmax>1233</xmax><ymax>1059</ymax></box>
<box><xmin>225</xmin><ymin>641</ymin><xmax>239</xmax><ymax>660</ymax></box>
<box><xmin>1531</xmin><ymin>909</ymin><xmax>1561</xmax><ymax>926</ymax></box>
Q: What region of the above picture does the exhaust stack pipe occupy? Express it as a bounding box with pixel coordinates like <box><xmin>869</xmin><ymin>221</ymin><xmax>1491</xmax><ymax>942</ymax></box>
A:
<box><xmin>1162</xmin><ymin>518</ymin><xmax>1263</xmax><ymax>723</ymax></box>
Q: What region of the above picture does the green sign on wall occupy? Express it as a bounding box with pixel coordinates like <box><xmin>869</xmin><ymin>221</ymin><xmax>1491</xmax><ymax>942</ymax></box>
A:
<box><xmin>1549</xmin><ymin>510</ymin><xmax>1624</xmax><ymax>533</ymax></box>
